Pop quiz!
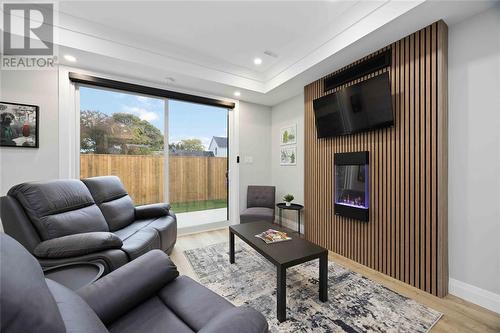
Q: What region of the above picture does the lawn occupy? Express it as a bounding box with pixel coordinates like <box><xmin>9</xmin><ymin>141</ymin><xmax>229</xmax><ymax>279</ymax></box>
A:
<box><xmin>170</xmin><ymin>199</ymin><xmax>228</xmax><ymax>213</ymax></box>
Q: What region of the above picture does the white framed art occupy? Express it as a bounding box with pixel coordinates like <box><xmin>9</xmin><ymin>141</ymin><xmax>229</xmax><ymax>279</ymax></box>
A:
<box><xmin>280</xmin><ymin>124</ymin><xmax>296</xmax><ymax>145</ymax></box>
<box><xmin>280</xmin><ymin>146</ymin><xmax>296</xmax><ymax>166</ymax></box>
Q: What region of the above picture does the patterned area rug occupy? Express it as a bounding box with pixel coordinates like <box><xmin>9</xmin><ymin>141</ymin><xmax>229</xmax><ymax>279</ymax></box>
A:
<box><xmin>184</xmin><ymin>242</ymin><xmax>442</xmax><ymax>333</ymax></box>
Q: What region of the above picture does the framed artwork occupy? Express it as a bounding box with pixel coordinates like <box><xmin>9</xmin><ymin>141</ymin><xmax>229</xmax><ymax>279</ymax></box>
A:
<box><xmin>0</xmin><ymin>102</ymin><xmax>39</xmax><ymax>148</ymax></box>
<box><xmin>280</xmin><ymin>146</ymin><xmax>296</xmax><ymax>166</ymax></box>
<box><xmin>280</xmin><ymin>124</ymin><xmax>296</xmax><ymax>145</ymax></box>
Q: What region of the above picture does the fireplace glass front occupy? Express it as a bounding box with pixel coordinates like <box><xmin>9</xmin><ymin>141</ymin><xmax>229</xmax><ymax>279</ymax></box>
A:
<box><xmin>335</xmin><ymin>165</ymin><xmax>368</xmax><ymax>209</ymax></box>
<box><xmin>334</xmin><ymin>151</ymin><xmax>369</xmax><ymax>221</ymax></box>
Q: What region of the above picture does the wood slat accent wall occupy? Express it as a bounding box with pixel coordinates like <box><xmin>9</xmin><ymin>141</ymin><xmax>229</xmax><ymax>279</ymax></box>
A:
<box><xmin>304</xmin><ymin>21</ymin><xmax>448</xmax><ymax>297</ymax></box>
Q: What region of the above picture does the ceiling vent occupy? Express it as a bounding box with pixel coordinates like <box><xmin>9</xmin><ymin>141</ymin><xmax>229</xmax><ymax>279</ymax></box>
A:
<box><xmin>264</xmin><ymin>50</ymin><xmax>278</xmax><ymax>58</ymax></box>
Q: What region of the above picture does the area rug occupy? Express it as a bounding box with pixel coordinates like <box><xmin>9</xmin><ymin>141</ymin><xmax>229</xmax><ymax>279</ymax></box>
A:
<box><xmin>183</xmin><ymin>242</ymin><xmax>442</xmax><ymax>333</ymax></box>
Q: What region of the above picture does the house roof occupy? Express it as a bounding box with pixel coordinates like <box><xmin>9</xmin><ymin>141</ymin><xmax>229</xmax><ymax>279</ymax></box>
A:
<box><xmin>212</xmin><ymin>136</ymin><xmax>227</xmax><ymax>148</ymax></box>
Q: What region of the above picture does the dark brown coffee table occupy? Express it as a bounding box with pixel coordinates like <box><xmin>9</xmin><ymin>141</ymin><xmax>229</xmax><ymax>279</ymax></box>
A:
<box><xmin>229</xmin><ymin>221</ymin><xmax>328</xmax><ymax>322</ymax></box>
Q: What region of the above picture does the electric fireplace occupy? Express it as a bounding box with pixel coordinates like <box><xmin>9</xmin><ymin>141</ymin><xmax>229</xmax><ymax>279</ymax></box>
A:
<box><xmin>334</xmin><ymin>151</ymin><xmax>369</xmax><ymax>221</ymax></box>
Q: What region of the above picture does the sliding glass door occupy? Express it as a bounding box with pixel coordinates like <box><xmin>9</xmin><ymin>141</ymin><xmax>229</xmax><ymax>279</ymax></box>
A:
<box><xmin>79</xmin><ymin>85</ymin><xmax>229</xmax><ymax>227</ymax></box>
<box><xmin>168</xmin><ymin>100</ymin><xmax>229</xmax><ymax>227</ymax></box>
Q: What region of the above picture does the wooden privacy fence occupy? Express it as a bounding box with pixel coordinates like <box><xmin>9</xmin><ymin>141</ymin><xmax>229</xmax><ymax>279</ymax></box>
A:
<box><xmin>80</xmin><ymin>154</ymin><xmax>227</xmax><ymax>205</ymax></box>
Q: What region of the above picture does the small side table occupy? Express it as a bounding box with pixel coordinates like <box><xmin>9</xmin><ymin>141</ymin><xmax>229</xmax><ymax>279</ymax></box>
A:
<box><xmin>276</xmin><ymin>203</ymin><xmax>304</xmax><ymax>235</ymax></box>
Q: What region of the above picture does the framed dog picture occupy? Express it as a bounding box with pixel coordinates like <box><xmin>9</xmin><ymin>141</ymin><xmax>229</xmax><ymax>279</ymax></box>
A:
<box><xmin>0</xmin><ymin>102</ymin><xmax>39</xmax><ymax>148</ymax></box>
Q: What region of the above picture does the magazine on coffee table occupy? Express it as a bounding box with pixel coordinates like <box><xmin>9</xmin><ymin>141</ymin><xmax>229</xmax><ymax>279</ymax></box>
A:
<box><xmin>255</xmin><ymin>229</ymin><xmax>292</xmax><ymax>244</ymax></box>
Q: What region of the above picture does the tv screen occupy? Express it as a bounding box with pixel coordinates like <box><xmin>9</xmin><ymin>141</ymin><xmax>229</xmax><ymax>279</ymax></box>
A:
<box><xmin>313</xmin><ymin>72</ymin><xmax>394</xmax><ymax>138</ymax></box>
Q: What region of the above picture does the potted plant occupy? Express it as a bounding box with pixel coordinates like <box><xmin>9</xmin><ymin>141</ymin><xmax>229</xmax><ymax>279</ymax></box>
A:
<box><xmin>283</xmin><ymin>194</ymin><xmax>294</xmax><ymax>206</ymax></box>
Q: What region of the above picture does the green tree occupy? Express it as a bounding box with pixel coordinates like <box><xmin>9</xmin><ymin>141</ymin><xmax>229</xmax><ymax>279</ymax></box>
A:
<box><xmin>80</xmin><ymin>110</ymin><xmax>164</xmax><ymax>155</ymax></box>
<box><xmin>169</xmin><ymin>138</ymin><xmax>204</xmax><ymax>152</ymax></box>
<box><xmin>80</xmin><ymin>110</ymin><xmax>110</xmax><ymax>154</ymax></box>
<box><xmin>113</xmin><ymin>113</ymin><xmax>163</xmax><ymax>152</ymax></box>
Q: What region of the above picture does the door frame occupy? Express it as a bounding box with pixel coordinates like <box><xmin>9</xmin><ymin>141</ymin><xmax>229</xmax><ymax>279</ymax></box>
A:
<box><xmin>58</xmin><ymin>66</ymin><xmax>240</xmax><ymax>229</ymax></box>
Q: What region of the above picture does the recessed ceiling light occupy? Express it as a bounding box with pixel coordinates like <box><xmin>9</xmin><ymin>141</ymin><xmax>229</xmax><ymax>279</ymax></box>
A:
<box><xmin>64</xmin><ymin>54</ymin><xmax>77</xmax><ymax>62</ymax></box>
<box><xmin>233</xmin><ymin>91</ymin><xmax>241</xmax><ymax>97</ymax></box>
<box><xmin>253</xmin><ymin>57</ymin><xmax>262</xmax><ymax>65</ymax></box>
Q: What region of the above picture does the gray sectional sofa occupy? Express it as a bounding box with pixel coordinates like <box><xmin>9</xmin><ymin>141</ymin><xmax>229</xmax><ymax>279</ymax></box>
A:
<box><xmin>0</xmin><ymin>233</ymin><xmax>268</xmax><ymax>333</ymax></box>
<box><xmin>0</xmin><ymin>176</ymin><xmax>177</xmax><ymax>272</ymax></box>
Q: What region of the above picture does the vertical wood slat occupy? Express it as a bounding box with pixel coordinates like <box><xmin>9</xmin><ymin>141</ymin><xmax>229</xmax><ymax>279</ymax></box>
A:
<box><xmin>395</xmin><ymin>39</ymin><xmax>401</xmax><ymax>281</ymax></box>
<box><xmin>414</xmin><ymin>30</ymin><xmax>421</xmax><ymax>290</ymax></box>
<box><xmin>303</xmin><ymin>21</ymin><xmax>448</xmax><ymax>297</ymax></box>
<box><xmin>404</xmin><ymin>35</ymin><xmax>410</xmax><ymax>285</ymax></box>
<box><xmin>436</xmin><ymin>20</ymin><xmax>449</xmax><ymax>298</ymax></box>
<box><xmin>420</xmin><ymin>28</ymin><xmax>427</xmax><ymax>290</ymax></box>
<box><xmin>425</xmin><ymin>24</ymin><xmax>432</xmax><ymax>293</ymax></box>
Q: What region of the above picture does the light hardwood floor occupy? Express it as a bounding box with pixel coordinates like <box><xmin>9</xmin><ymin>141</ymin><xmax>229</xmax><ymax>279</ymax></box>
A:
<box><xmin>170</xmin><ymin>228</ymin><xmax>500</xmax><ymax>333</ymax></box>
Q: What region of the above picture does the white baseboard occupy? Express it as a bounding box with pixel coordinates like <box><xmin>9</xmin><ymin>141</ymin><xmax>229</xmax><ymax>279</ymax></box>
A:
<box><xmin>449</xmin><ymin>278</ymin><xmax>500</xmax><ymax>314</ymax></box>
<box><xmin>178</xmin><ymin>220</ymin><xmax>231</xmax><ymax>236</ymax></box>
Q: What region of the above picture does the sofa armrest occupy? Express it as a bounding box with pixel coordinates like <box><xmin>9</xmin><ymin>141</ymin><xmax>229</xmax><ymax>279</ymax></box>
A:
<box><xmin>135</xmin><ymin>203</ymin><xmax>170</xmax><ymax>219</ymax></box>
<box><xmin>199</xmin><ymin>306</ymin><xmax>268</xmax><ymax>333</ymax></box>
<box><xmin>77</xmin><ymin>249</ymin><xmax>179</xmax><ymax>325</ymax></box>
<box><xmin>34</xmin><ymin>232</ymin><xmax>122</xmax><ymax>259</ymax></box>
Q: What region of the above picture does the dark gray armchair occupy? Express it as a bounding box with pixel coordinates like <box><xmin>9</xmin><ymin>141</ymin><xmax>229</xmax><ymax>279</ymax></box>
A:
<box><xmin>0</xmin><ymin>233</ymin><xmax>268</xmax><ymax>333</ymax></box>
<box><xmin>0</xmin><ymin>176</ymin><xmax>176</xmax><ymax>272</ymax></box>
<box><xmin>240</xmin><ymin>185</ymin><xmax>276</xmax><ymax>224</ymax></box>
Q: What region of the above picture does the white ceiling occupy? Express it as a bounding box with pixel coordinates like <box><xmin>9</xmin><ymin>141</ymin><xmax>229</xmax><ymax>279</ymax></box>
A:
<box><xmin>57</xmin><ymin>1</ymin><xmax>372</xmax><ymax>80</ymax></box>
<box><xmin>8</xmin><ymin>0</ymin><xmax>497</xmax><ymax>105</ymax></box>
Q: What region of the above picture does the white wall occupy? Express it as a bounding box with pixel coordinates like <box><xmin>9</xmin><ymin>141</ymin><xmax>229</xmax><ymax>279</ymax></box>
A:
<box><xmin>0</xmin><ymin>69</ymin><xmax>60</xmax><ymax>230</ymax></box>
<box><xmin>238</xmin><ymin>101</ymin><xmax>272</xmax><ymax>214</ymax></box>
<box><xmin>0</xmin><ymin>70</ymin><xmax>59</xmax><ymax>183</ymax></box>
<box><xmin>448</xmin><ymin>5</ymin><xmax>500</xmax><ymax>311</ymax></box>
<box><xmin>271</xmin><ymin>93</ymin><xmax>304</xmax><ymax>231</ymax></box>
<box><xmin>0</xmin><ymin>70</ymin><xmax>60</xmax><ymax>194</ymax></box>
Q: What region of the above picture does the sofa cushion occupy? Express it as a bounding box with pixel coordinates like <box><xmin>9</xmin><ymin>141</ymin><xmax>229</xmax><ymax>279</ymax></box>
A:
<box><xmin>34</xmin><ymin>232</ymin><xmax>123</xmax><ymax>259</ymax></box>
<box><xmin>158</xmin><ymin>276</ymin><xmax>234</xmax><ymax>332</ymax></box>
<box><xmin>112</xmin><ymin>220</ymin><xmax>150</xmax><ymax>240</ymax></box>
<box><xmin>0</xmin><ymin>234</ymin><xmax>66</xmax><ymax>333</ymax></box>
<box><xmin>99</xmin><ymin>195</ymin><xmax>135</xmax><ymax>231</ymax></box>
<box><xmin>47</xmin><ymin>280</ymin><xmax>108</xmax><ymax>333</ymax></box>
<box><xmin>199</xmin><ymin>307</ymin><xmax>269</xmax><ymax>333</ymax></box>
<box><xmin>114</xmin><ymin>216</ymin><xmax>177</xmax><ymax>254</ymax></box>
<box><xmin>120</xmin><ymin>228</ymin><xmax>160</xmax><ymax>260</ymax></box>
<box><xmin>8</xmin><ymin>180</ymin><xmax>108</xmax><ymax>240</ymax></box>
<box><xmin>108</xmin><ymin>296</ymin><xmax>193</xmax><ymax>333</ymax></box>
<box><xmin>240</xmin><ymin>207</ymin><xmax>274</xmax><ymax>223</ymax></box>
<box><xmin>78</xmin><ymin>250</ymin><xmax>179</xmax><ymax>326</ymax></box>
<box><xmin>0</xmin><ymin>196</ymin><xmax>42</xmax><ymax>253</ymax></box>
<box><xmin>82</xmin><ymin>176</ymin><xmax>128</xmax><ymax>204</ymax></box>
<box><xmin>138</xmin><ymin>215</ymin><xmax>177</xmax><ymax>253</ymax></box>
<box><xmin>82</xmin><ymin>176</ymin><xmax>135</xmax><ymax>231</ymax></box>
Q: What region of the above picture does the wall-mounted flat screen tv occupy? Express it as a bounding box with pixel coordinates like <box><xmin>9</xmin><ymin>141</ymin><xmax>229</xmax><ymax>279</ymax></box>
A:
<box><xmin>313</xmin><ymin>72</ymin><xmax>394</xmax><ymax>138</ymax></box>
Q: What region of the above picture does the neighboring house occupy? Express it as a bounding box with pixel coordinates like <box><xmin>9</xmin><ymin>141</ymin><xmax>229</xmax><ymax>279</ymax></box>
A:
<box><xmin>208</xmin><ymin>136</ymin><xmax>227</xmax><ymax>157</ymax></box>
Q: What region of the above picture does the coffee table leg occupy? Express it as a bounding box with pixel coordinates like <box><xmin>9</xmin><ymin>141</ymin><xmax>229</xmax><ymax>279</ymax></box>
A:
<box><xmin>229</xmin><ymin>230</ymin><xmax>235</xmax><ymax>264</ymax></box>
<box><xmin>319</xmin><ymin>252</ymin><xmax>328</xmax><ymax>302</ymax></box>
<box><xmin>277</xmin><ymin>265</ymin><xmax>286</xmax><ymax>322</ymax></box>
